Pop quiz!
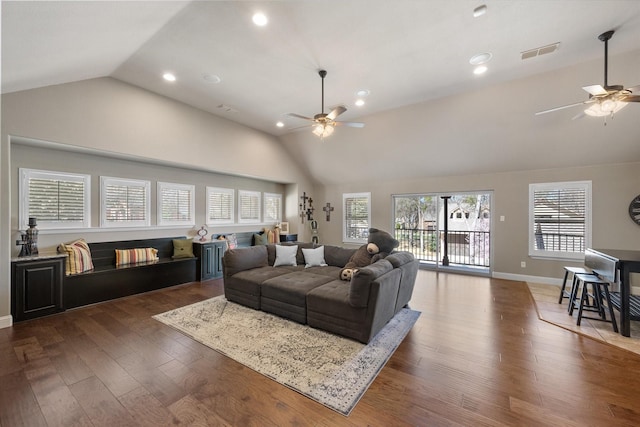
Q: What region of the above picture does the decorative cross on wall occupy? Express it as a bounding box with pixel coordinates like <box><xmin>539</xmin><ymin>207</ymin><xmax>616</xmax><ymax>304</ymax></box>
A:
<box><xmin>323</xmin><ymin>202</ymin><xmax>334</xmax><ymax>221</ymax></box>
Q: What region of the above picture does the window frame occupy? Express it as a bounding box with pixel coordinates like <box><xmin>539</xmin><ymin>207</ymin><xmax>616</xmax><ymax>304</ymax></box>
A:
<box><xmin>343</xmin><ymin>192</ymin><xmax>371</xmax><ymax>244</ymax></box>
<box><xmin>19</xmin><ymin>168</ymin><xmax>91</xmax><ymax>230</ymax></box>
<box><xmin>206</xmin><ymin>187</ymin><xmax>235</xmax><ymax>225</ymax></box>
<box><xmin>263</xmin><ymin>192</ymin><xmax>283</xmax><ymax>223</ymax></box>
<box><xmin>238</xmin><ymin>190</ymin><xmax>262</xmax><ymax>224</ymax></box>
<box><xmin>157</xmin><ymin>181</ymin><xmax>195</xmax><ymax>227</ymax></box>
<box><xmin>100</xmin><ymin>176</ymin><xmax>151</xmax><ymax>228</ymax></box>
<box><xmin>528</xmin><ymin>180</ymin><xmax>592</xmax><ymax>260</ymax></box>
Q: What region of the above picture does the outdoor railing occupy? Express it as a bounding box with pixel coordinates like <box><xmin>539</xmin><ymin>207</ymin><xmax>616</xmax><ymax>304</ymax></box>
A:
<box><xmin>534</xmin><ymin>232</ymin><xmax>584</xmax><ymax>253</ymax></box>
<box><xmin>394</xmin><ymin>228</ymin><xmax>490</xmax><ymax>267</ymax></box>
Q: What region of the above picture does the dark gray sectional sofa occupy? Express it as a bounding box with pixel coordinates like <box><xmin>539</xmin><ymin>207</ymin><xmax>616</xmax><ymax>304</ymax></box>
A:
<box><xmin>222</xmin><ymin>243</ymin><xmax>418</xmax><ymax>343</ymax></box>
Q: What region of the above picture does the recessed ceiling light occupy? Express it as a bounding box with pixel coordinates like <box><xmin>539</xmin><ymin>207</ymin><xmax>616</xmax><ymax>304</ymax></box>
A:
<box><xmin>163</xmin><ymin>72</ymin><xmax>176</xmax><ymax>82</ymax></box>
<box><xmin>469</xmin><ymin>52</ymin><xmax>492</xmax><ymax>65</ymax></box>
<box><xmin>252</xmin><ymin>12</ymin><xmax>268</xmax><ymax>26</ymax></box>
<box><xmin>473</xmin><ymin>65</ymin><xmax>488</xmax><ymax>75</ymax></box>
<box><xmin>276</xmin><ymin>121</ymin><xmax>284</xmax><ymax>128</ymax></box>
<box><xmin>356</xmin><ymin>89</ymin><xmax>370</xmax><ymax>97</ymax></box>
<box><xmin>355</xmin><ymin>99</ymin><xmax>365</xmax><ymax>107</ymax></box>
<box><xmin>203</xmin><ymin>73</ymin><xmax>221</xmax><ymax>84</ymax></box>
<box><xmin>473</xmin><ymin>5</ymin><xmax>487</xmax><ymax>18</ymax></box>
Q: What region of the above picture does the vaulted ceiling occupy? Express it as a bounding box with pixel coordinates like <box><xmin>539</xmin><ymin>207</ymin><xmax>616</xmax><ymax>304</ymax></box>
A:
<box><xmin>3</xmin><ymin>1</ymin><xmax>640</xmax><ymax>184</ymax></box>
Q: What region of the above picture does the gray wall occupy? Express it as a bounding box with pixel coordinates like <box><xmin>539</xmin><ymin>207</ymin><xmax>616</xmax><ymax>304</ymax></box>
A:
<box><xmin>1</xmin><ymin>77</ymin><xmax>314</xmax><ymax>324</ymax></box>
<box><xmin>10</xmin><ymin>142</ymin><xmax>286</xmax><ymax>249</ymax></box>
<box><xmin>309</xmin><ymin>163</ymin><xmax>640</xmax><ymax>285</ymax></box>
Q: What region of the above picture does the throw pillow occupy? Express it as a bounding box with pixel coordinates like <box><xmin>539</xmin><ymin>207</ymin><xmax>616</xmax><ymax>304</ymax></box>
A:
<box><xmin>273</xmin><ymin>244</ymin><xmax>298</xmax><ymax>267</ymax></box>
<box><xmin>302</xmin><ymin>246</ymin><xmax>328</xmax><ymax>268</ymax></box>
<box><xmin>253</xmin><ymin>233</ymin><xmax>269</xmax><ymax>246</ymax></box>
<box><xmin>226</xmin><ymin>233</ymin><xmax>238</xmax><ymax>249</ymax></box>
<box><xmin>115</xmin><ymin>248</ymin><xmax>158</xmax><ymax>266</ymax></box>
<box><xmin>172</xmin><ymin>239</ymin><xmax>195</xmax><ymax>259</ymax></box>
<box><xmin>58</xmin><ymin>239</ymin><xmax>94</xmax><ymax>276</ymax></box>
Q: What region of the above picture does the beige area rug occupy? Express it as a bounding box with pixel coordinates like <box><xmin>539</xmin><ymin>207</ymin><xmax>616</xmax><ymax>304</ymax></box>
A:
<box><xmin>153</xmin><ymin>296</ymin><xmax>420</xmax><ymax>416</ymax></box>
<box><xmin>527</xmin><ymin>282</ymin><xmax>640</xmax><ymax>355</ymax></box>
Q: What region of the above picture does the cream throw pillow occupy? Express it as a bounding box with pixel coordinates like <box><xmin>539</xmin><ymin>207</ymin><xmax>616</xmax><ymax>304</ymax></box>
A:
<box><xmin>273</xmin><ymin>244</ymin><xmax>298</xmax><ymax>267</ymax></box>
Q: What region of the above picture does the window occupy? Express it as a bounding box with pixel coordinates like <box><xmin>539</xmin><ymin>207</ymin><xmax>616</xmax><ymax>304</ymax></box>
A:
<box><xmin>206</xmin><ymin>187</ymin><xmax>234</xmax><ymax>225</ymax></box>
<box><xmin>19</xmin><ymin>168</ymin><xmax>90</xmax><ymax>230</ymax></box>
<box><xmin>238</xmin><ymin>190</ymin><xmax>261</xmax><ymax>223</ymax></box>
<box><xmin>264</xmin><ymin>192</ymin><xmax>282</xmax><ymax>223</ymax></box>
<box><xmin>343</xmin><ymin>192</ymin><xmax>371</xmax><ymax>243</ymax></box>
<box><xmin>101</xmin><ymin>176</ymin><xmax>150</xmax><ymax>227</ymax></box>
<box><xmin>529</xmin><ymin>181</ymin><xmax>591</xmax><ymax>260</ymax></box>
<box><xmin>158</xmin><ymin>182</ymin><xmax>195</xmax><ymax>226</ymax></box>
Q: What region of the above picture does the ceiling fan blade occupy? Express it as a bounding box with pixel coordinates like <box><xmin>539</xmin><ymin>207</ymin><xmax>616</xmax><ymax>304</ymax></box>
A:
<box><xmin>582</xmin><ymin>85</ymin><xmax>607</xmax><ymax>96</ymax></box>
<box><xmin>335</xmin><ymin>121</ymin><xmax>365</xmax><ymax>128</ymax></box>
<box><xmin>286</xmin><ymin>113</ymin><xmax>314</xmax><ymax>121</ymax></box>
<box><xmin>326</xmin><ymin>105</ymin><xmax>347</xmax><ymax>120</ymax></box>
<box><xmin>535</xmin><ymin>100</ymin><xmax>591</xmax><ymax>116</ymax></box>
<box><xmin>620</xmin><ymin>95</ymin><xmax>640</xmax><ymax>103</ymax></box>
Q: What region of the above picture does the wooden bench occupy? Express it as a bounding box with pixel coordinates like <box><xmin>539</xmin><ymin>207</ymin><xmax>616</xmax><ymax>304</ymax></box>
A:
<box><xmin>64</xmin><ymin>237</ymin><xmax>197</xmax><ymax>309</ymax></box>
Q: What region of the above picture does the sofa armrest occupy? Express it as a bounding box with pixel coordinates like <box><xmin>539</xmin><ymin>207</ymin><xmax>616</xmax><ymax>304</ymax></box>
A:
<box><xmin>349</xmin><ymin>259</ymin><xmax>393</xmax><ymax>307</ymax></box>
<box><xmin>222</xmin><ymin>245</ymin><xmax>268</xmax><ymax>277</ymax></box>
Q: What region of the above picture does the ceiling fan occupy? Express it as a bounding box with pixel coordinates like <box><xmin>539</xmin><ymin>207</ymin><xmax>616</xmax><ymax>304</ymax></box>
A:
<box><xmin>535</xmin><ymin>30</ymin><xmax>640</xmax><ymax>120</ymax></box>
<box><xmin>287</xmin><ymin>70</ymin><xmax>364</xmax><ymax>139</ymax></box>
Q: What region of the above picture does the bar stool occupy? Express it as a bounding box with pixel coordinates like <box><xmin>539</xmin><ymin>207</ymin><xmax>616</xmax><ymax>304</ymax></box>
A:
<box><xmin>574</xmin><ymin>273</ymin><xmax>618</xmax><ymax>333</ymax></box>
<box><xmin>558</xmin><ymin>266</ymin><xmax>593</xmax><ymax>310</ymax></box>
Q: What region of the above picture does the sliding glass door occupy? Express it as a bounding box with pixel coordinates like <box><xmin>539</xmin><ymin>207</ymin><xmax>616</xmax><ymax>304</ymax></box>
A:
<box><xmin>393</xmin><ymin>192</ymin><xmax>492</xmax><ymax>273</ymax></box>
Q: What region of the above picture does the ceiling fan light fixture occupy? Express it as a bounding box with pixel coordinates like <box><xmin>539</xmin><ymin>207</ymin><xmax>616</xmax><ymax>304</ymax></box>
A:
<box><xmin>584</xmin><ymin>100</ymin><xmax>627</xmax><ymax>117</ymax></box>
<box><xmin>313</xmin><ymin>123</ymin><xmax>334</xmax><ymax>139</ymax></box>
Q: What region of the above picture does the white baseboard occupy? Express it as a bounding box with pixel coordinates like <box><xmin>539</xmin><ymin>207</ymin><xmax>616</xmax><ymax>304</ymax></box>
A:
<box><xmin>0</xmin><ymin>315</ymin><xmax>13</xmax><ymax>329</ymax></box>
<box><xmin>492</xmin><ymin>272</ymin><xmax>561</xmax><ymax>286</ymax></box>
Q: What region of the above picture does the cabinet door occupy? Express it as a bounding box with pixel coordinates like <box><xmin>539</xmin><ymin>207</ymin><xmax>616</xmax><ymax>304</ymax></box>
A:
<box><xmin>200</xmin><ymin>244</ymin><xmax>216</xmax><ymax>281</ymax></box>
<box><xmin>214</xmin><ymin>241</ymin><xmax>226</xmax><ymax>279</ymax></box>
<box><xmin>12</xmin><ymin>258</ymin><xmax>64</xmax><ymax>322</ymax></box>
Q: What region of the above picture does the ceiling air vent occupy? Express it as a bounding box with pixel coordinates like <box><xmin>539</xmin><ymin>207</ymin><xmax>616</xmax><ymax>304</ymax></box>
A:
<box><xmin>217</xmin><ymin>104</ymin><xmax>238</xmax><ymax>113</ymax></box>
<box><xmin>521</xmin><ymin>42</ymin><xmax>560</xmax><ymax>60</ymax></box>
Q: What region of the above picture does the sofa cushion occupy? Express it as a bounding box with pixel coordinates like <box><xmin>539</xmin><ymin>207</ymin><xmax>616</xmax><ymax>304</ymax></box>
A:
<box><xmin>302</xmin><ymin>246</ymin><xmax>328</xmax><ymax>268</ymax></box>
<box><xmin>323</xmin><ymin>245</ymin><xmax>357</xmax><ymax>267</ymax></box>
<box><xmin>349</xmin><ymin>259</ymin><xmax>393</xmax><ymax>307</ymax></box>
<box><xmin>385</xmin><ymin>251</ymin><xmax>414</xmax><ymax>268</ymax></box>
<box><xmin>274</xmin><ymin>244</ymin><xmax>298</xmax><ymax>267</ymax></box>
<box><xmin>262</xmin><ymin>272</ymin><xmax>334</xmax><ymax>307</ymax></box>
<box><xmin>304</xmin><ymin>265</ymin><xmax>342</xmax><ymax>278</ymax></box>
<box><xmin>223</xmin><ymin>245</ymin><xmax>268</xmax><ymax>277</ymax></box>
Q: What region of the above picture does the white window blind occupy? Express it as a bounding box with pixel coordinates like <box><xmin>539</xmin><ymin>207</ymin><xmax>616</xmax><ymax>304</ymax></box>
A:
<box><xmin>19</xmin><ymin>168</ymin><xmax>90</xmax><ymax>230</ymax></box>
<box><xmin>158</xmin><ymin>182</ymin><xmax>195</xmax><ymax>226</ymax></box>
<box><xmin>238</xmin><ymin>190</ymin><xmax>261</xmax><ymax>223</ymax></box>
<box><xmin>343</xmin><ymin>192</ymin><xmax>371</xmax><ymax>243</ymax></box>
<box><xmin>529</xmin><ymin>181</ymin><xmax>591</xmax><ymax>259</ymax></box>
<box><xmin>101</xmin><ymin>176</ymin><xmax>150</xmax><ymax>227</ymax></box>
<box><xmin>264</xmin><ymin>192</ymin><xmax>282</xmax><ymax>223</ymax></box>
<box><xmin>206</xmin><ymin>187</ymin><xmax>234</xmax><ymax>225</ymax></box>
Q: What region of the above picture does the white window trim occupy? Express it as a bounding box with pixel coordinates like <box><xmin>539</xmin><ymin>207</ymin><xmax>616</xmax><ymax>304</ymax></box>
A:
<box><xmin>157</xmin><ymin>181</ymin><xmax>195</xmax><ymax>227</ymax></box>
<box><xmin>206</xmin><ymin>186</ymin><xmax>235</xmax><ymax>225</ymax></box>
<box><xmin>238</xmin><ymin>190</ymin><xmax>262</xmax><ymax>224</ymax></box>
<box><xmin>343</xmin><ymin>192</ymin><xmax>371</xmax><ymax>244</ymax></box>
<box><xmin>528</xmin><ymin>180</ymin><xmax>592</xmax><ymax>261</ymax></box>
<box><xmin>100</xmin><ymin>176</ymin><xmax>151</xmax><ymax>228</ymax></box>
<box><xmin>263</xmin><ymin>192</ymin><xmax>283</xmax><ymax>223</ymax></box>
<box><xmin>19</xmin><ymin>168</ymin><xmax>91</xmax><ymax>230</ymax></box>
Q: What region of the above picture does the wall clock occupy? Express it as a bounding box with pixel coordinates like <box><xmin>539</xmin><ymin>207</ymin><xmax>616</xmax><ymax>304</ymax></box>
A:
<box><xmin>629</xmin><ymin>195</ymin><xmax>640</xmax><ymax>225</ymax></box>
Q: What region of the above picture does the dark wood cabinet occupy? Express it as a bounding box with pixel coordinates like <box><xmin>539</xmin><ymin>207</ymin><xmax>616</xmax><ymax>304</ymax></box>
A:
<box><xmin>195</xmin><ymin>240</ymin><xmax>227</xmax><ymax>281</ymax></box>
<box><xmin>11</xmin><ymin>256</ymin><xmax>65</xmax><ymax>322</ymax></box>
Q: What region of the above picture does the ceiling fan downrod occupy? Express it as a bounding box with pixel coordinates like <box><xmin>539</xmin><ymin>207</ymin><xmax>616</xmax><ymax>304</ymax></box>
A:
<box><xmin>599</xmin><ymin>30</ymin><xmax>615</xmax><ymax>90</ymax></box>
<box><xmin>319</xmin><ymin>69</ymin><xmax>327</xmax><ymax>115</ymax></box>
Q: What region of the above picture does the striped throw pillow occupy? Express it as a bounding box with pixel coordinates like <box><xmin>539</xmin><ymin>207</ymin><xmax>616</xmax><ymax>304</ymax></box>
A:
<box><xmin>115</xmin><ymin>248</ymin><xmax>158</xmax><ymax>266</ymax></box>
<box><xmin>58</xmin><ymin>239</ymin><xmax>94</xmax><ymax>275</ymax></box>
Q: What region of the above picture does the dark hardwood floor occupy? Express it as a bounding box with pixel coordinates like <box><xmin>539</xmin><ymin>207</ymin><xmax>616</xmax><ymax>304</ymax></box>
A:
<box><xmin>2</xmin><ymin>270</ymin><xmax>640</xmax><ymax>426</ymax></box>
